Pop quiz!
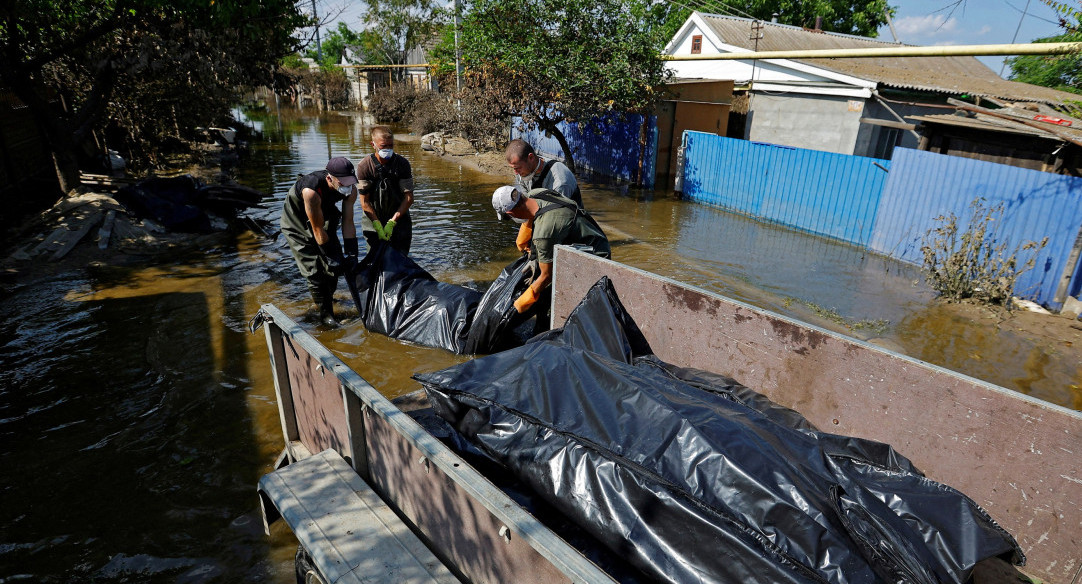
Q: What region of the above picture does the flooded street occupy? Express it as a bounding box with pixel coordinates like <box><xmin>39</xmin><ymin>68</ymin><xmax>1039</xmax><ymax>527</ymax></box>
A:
<box><xmin>2</xmin><ymin>106</ymin><xmax>1079</xmax><ymax>583</ymax></box>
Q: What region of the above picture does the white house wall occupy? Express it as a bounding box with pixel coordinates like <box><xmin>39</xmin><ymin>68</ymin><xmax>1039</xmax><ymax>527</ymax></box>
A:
<box><xmin>748</xmin><ymin>93</ymin><xmax>865</xmax><ymax>155</ymax></box>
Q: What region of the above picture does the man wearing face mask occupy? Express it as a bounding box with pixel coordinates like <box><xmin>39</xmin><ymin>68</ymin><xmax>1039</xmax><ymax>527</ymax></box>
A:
<box><xmin>356</xmin><ymin>126</ymin><xmax>415</xmax><ymax>254</ymax></box>
<box><xmin>505</xmin><ymin>139</ymin><xmax>583</xmax><ymax>209</ymax></box>
<box><xmin>491</xmin><ymin>184</ymin><xmax>610</xmax><ymax>332</ymax></box>
<box><xmin>280</xmin><ymin>156</ymin><xmax>360</xmax><ymax>327</ymax></box>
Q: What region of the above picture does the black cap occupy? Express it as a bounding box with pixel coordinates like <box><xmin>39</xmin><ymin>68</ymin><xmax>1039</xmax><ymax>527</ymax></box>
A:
<box><xmin>326</xmin><ymin>157</ymin><xmax>358</xmax><ymax>186</ymax></box>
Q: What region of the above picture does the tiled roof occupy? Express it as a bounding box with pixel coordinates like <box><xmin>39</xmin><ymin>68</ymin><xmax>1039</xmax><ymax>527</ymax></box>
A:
<box><xmin>697</xmin><ymin>13</ymin><xmax>1081</xmax><ymax>107</ymax></box>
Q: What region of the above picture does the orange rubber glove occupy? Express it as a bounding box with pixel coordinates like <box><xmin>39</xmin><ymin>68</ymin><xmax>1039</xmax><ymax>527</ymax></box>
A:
<box><xmin>515</xmin><ymin>221</ymin><xmax>533</xmax><ymax>252</ymax></box>
<box><xmin>513</xmin><ymin>286</ymin><xmax>540</xmax><ymax>313</ymax></box>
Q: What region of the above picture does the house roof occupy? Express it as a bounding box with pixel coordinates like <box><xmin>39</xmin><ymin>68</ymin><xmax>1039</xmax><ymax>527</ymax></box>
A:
<box><xmin>909</xmin><ymin>107</ymin><xmax>1082</xmax><ymax>144</ymax></box>
<box><xmin>694</xmin><ymin>13</ymin><xmax>1081</xmax><ymax>107</ymax></box>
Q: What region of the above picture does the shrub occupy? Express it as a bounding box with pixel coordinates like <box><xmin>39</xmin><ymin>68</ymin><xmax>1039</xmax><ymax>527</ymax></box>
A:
<box><xmin>366</xmin><ymin>84</ymin><xmax>422</xmax><ymax>123</ymax></box>
<box><xmin>920</xmin><ymin>197</ymin><xmax>1048</xmax><ymax>307</ymax></box>
<box><xmin>408</xmin><ymin>90</ymin><xmax>457</xmax><ymax>135</ymax></box>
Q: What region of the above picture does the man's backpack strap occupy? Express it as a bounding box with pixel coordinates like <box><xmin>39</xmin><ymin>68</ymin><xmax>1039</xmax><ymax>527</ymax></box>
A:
<box><xmin>531</xmin><ymin>190</ymin><xmax>604</xmax><ymax>234</ymax></box>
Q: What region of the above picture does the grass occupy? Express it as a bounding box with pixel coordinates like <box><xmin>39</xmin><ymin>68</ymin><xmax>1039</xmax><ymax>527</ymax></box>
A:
<box><xmin>783</xmin><ymin>297</ymin><xmax>891</xmax><ymax>336</ymax></box>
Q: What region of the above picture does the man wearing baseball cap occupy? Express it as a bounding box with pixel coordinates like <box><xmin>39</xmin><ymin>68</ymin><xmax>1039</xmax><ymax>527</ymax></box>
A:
<box><xmin>492</xmin><ymin>185</ymin><xmax>610</xmax><ymax>332</ymax></box>
<box><xmin>280</xmin><ymin>156</ymin><xmax>360</xmax><ymax>326</ymax></box>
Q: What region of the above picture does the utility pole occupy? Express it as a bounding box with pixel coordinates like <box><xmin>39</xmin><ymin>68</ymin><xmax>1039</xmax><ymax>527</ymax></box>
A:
<box><xmin>311</xmin><ymin>0</ymin><xmax>324</xmax><ymax>63</ymax></box>
<box><xmin>884</xmin><ymin>8</ymin><xmax>900</xmax><ymax>43</ymax></box>
<box><xmin>452</xmin><ymin>0</ymin><xmax>462</xmax><ymax>101</ymax></box>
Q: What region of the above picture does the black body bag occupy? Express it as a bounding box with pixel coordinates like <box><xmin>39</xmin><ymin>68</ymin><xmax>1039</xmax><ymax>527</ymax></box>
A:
<box><xmin>415</xmin><ymin>277</ymin><xmax>1024</xmax><ymax>584</ymax></box>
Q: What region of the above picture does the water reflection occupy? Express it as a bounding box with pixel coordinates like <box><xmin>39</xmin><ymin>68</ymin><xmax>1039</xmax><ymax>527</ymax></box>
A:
<box><xmin>1</xmin><ymin>104</ymin><xmax>1078</xmax><ymax>583</ymax></box>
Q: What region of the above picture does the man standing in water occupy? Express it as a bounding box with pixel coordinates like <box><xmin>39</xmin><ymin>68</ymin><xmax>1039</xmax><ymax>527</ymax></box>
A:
<box><xmin>492</xmin><ymin>184</ymin><xmax>610</xmax><ymax>332</ymax></box>
<box><xmin>280</xmin><ymin>156</ymin><xmax>359</xmax><ymax>327</ymax></box>
<box><xmin>356</xmin><ymin>126</ymin><xmax>415</xmax><ymax>254</ymax></box>
<box><xmin>505</xmin><ymin>139</ymin><xmax>583</xmax><ymax>209</ymax></box>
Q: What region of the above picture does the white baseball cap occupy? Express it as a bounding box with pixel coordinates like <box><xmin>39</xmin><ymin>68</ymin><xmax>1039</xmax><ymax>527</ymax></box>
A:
<box><xmin>492</xmin><ymin>185</ymin><xmax>523</xmax><ymax>214</ymax></box>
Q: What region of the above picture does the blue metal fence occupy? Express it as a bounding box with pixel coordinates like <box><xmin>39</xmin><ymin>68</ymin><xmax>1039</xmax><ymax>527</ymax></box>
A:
<box><xmin>681</xmin><ymin>132</ymin><xmax>891</xmax><ymax>246</ymax></box>
<box><xmin>511</xmin><ymin>114</ymin><xmax>654</xmax><ymax>185</ymax></box>
<box><xmin>681</xmin><ymin>131</ymin><xmax>1082</xmax><ymax>309</ymax></box>
<box><xmin>871</xmin><ymin>147</ymin><xmax>1082</xmax><ymax>308</ymax></box>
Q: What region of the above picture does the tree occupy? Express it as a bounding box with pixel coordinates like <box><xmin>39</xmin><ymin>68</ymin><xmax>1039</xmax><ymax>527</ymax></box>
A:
<box><xmin>306</xmin><ymin>22</ymin><xmax>388</xmax><ymax>68</ymax></box>
<box><xmin>1006</xmin><ymin>0</ymin><xmax>1082</xmax><ymax>110</ymax></box>
<box><xmin>0</xmin><ymin>0</ymin><xmax>306</xmax><ymax>193</ymax></box>
<box><xmin>431</xmin><ymin>0</ymin><xmax>673</xmax><ymax>173</ymax></box>
<box><xmin>720</xmin><ymin>0</ymin><xmax>892</xmax><ymax>37</ymax></box>
<box><xmin>362</xmin><ymin>0</ymin><xmax>446</xmax><ymax>78</ymax></box>
<box><xmin>1006</xmin><ymin>31</ymin><xmax>1082</xmax><ymax>94</ymax></box>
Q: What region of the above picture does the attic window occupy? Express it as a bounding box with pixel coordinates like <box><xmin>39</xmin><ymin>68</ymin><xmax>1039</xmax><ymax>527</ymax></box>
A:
<box><xmin>691</xmin><ymin>35</ymin><xmax>703</xmax><ymax>54</ymax></box>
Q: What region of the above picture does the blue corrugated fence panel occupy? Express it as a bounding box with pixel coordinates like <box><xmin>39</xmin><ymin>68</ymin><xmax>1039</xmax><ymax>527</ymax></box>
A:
<box><xmin>511</xmin><ymin>114</ymin><xmax>648</xmax><ymax>182</ymax></box>
<box><xmin>871</xmin><ymin>148</ymin><xmax>1082</xmax><ymax>308</ymax></box>
<box><xmin>681</xmin><ymin>132</ymin><xmax>890</xmax><ymax>246</ymax></box>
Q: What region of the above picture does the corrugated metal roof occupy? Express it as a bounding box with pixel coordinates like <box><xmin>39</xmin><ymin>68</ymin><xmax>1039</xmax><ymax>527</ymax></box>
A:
<box><xmin>908</xmin><ymin>110</ymin><xmax>1082</xmax><ymax>142</ymax></box>
<box><xmin>697</xmin><ymin>13</ymin><xmax>1081</xmax><ymax>107</ymax></box>
<box><xmin>908</xmin><ymin>113</ymin><xmax>1060</xmax><ymax>138</ymax></box>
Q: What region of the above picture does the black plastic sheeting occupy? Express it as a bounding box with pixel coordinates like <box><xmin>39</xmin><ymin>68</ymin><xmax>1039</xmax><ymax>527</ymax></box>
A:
<box><xmin>347</xmin><ymin>243</ymin><xmax>533</xmax><ymax>354</ymax></box>
<box><xmin>415</xmin><ymin>277</ymin><xmax>1025</xmax><ymax>584</ymax></box>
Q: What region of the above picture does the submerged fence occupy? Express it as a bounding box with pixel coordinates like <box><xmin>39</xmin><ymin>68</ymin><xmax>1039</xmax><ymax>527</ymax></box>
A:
<box><xmin>680</xmin><ymin>131</ymin><xmax>1082</xmax><ymax>310</ymax></box>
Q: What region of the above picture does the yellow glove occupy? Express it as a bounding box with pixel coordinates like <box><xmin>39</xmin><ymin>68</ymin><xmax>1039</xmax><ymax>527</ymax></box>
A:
<box><xmin>515</xmin><ymin>221</ymin><xmax>533</xmax><ymax>252</ymax></box>
<box><xmin>513</xmin><ymin>286</ymin><xmax>540</xmax><ymax>313</ymax></box>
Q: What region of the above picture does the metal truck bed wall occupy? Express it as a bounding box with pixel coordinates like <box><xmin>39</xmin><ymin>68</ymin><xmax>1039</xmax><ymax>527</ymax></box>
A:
<box><xmin>258</xmin><ymin>304</ymin><xmax>618</xmax><ymax>584</ymax></box>
<box><xmin>550</xmin><ymin>246</ymin><xmax>1082</xmax><ymax>584</ymax></box>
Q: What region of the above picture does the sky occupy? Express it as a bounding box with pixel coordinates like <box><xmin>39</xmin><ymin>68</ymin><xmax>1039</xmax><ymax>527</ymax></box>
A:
<box><xmin>877</xmin><ymin>0</ymin><xmax>1068</xmax><ymax>75</ymax></box>
<box><xmin>324</xmin><ymin>0</ymin><xmax>1069</xmax><ymax>77</ymax></box>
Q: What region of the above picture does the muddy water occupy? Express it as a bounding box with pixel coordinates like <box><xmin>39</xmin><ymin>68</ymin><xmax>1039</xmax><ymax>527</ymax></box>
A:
<box><xmin>1</xmin><ymin>106</ymin><xmax>1078</xmax><ymax>582</ymax></box>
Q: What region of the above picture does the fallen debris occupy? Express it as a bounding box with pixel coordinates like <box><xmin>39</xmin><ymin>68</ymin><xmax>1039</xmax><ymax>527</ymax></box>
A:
<box><xmin>2</xmin><ymin>176</ymin><xmax>271</xmax><ymax>268</ymax></box>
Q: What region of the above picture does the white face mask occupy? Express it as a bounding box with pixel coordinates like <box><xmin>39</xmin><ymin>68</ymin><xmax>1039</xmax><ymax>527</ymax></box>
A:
<box><xmin>511</xmin><ymin>216</ymin><xmax>526</xmax><ymax>224</ymax></box>
<box><xmin>337</xmin><ymin>184</ymin><xmax>352</xmax><ymax>195</ymax></box>
<box><xmin>377</xmin><ymin>148</ymin><xmax>393</xmax><ymax>159</ymax></box>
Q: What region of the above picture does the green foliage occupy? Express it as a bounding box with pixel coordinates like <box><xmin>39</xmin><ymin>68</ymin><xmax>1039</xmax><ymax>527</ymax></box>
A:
<box><xmin>362</xmin><ymin>0</ymin><xmax>446</xmax><ymax>66</ymax></box>
<box><xmin>0</xmin><ymin>0</ymin><xmax>306</xmax><ymax>185</ymax></box>
<box><xmin>281</xmin><ymin>54</ymin><xmax>307</xmax><ymax>69</ymax></box>
<box><xmin>1007</xmin><ymin>1</ymin><xmax>1081</xmax><ymax>102</ymax></box>
<box><xmin>725</xmin><ymin>0</ymin><xmax>891</xmax><ymax>36</ymax></box>
<box><xmin>431</xmin><ymin>0</ymin><xmax>673</xmax><ymax>170</ymax></box>
<box><xmin>306</xmin><ymin>22</ymin><xmax>388</xmax><ymax>69</ymax></box>
<box><xmin>1006</xmin><ymin>31</ymin><xmax>1082</xmax><ymax>95</ymax></box>
<box><xmin>920</xmin><ymin>198</ymin><xmax>1048</xmax><ymax>307</ymax></box>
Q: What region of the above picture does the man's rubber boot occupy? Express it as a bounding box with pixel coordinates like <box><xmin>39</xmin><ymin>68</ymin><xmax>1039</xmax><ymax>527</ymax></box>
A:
<box><xmin>319</xmin><ymin>280</ymin><xmax>338</xmax><ymax>327</ymax></box>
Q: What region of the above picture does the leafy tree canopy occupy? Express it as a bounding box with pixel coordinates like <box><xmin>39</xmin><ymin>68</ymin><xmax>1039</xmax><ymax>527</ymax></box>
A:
<box><xmin>303</xmin><ymin>22</ymin><xmax>390</xmax><ymax>68</ymax></box>
<box><xmin>709</xmin><ymin>0</ymin><xmax>892</xmax><ymax>37</ymax></box>
<box><xmin>1006</xmin><ymin>0</ymin><xmax>1082</xmax><ymax>109</ymax></box>
<box><xmin>363</xmin><ymin>0</ymin><xmax>446</xmax><ymax>67</ymax></box>
<box><xmin>1006</xmin><ymin>31</ymin><xmax>1082</xmax><ymax>94</ymax></box>
<box><xmin>431</xmin><ymin>0</ymin><xmax>674</xmax><ymax>171</ymax></box>
<box><xmin>1</xmin><ymin>0</ymin><xmax>306</xmax><ymax>191</ymax></box>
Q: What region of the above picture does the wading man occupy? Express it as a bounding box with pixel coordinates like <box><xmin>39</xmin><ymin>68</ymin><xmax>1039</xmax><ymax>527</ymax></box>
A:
<box><xmin>492</xmin><ymin>185</ymin><xmax>610</xmax><ymax>332</ymax></box>
<box><xmin>357</xmin><ymin>126</ymin><xmax>415</xmax><ymax>254</ymax></box>
<box><xmin>280</xmin><ymin>157</ymin><xmax>359</xmax><ymax>327</ymax></box>
<box><xmin>505</xmin><ymin>139</ymin><xmax>583</xmax><ymax>209</ymax></box>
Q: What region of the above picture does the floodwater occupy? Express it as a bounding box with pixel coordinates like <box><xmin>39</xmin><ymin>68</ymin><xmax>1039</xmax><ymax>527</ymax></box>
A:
<box><xmin>1</xmin><ymin>105</ymin><xmax>1079</xmax><ymax>583</ymax></box>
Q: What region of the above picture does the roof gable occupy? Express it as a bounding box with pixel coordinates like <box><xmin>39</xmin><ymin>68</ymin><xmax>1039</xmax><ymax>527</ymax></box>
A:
<box><xmin>672</xmin><ymin>12</ymin><xmax>1080</xmax><ymax>107</ymax></box>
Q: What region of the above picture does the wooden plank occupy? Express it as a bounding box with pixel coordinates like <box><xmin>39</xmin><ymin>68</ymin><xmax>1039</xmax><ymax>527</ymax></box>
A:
<box><xmin>258</xmin><ymin>449</ymin><xmax>459</xmax><ymax>584</ymax></box>
<box><xmin>51</xmin><ymin>212</ymin><xmax>102</xmax><ymax>260</ymax></box>
<box><xmin>550</xmin><ymin>246</ymin><xmax>1082</xmax><ymax>584</ymax></box>
<box><xmin>98</xmin><ymin>210</ymin><xmax>116</xmax><ymax>250</ymax></box>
